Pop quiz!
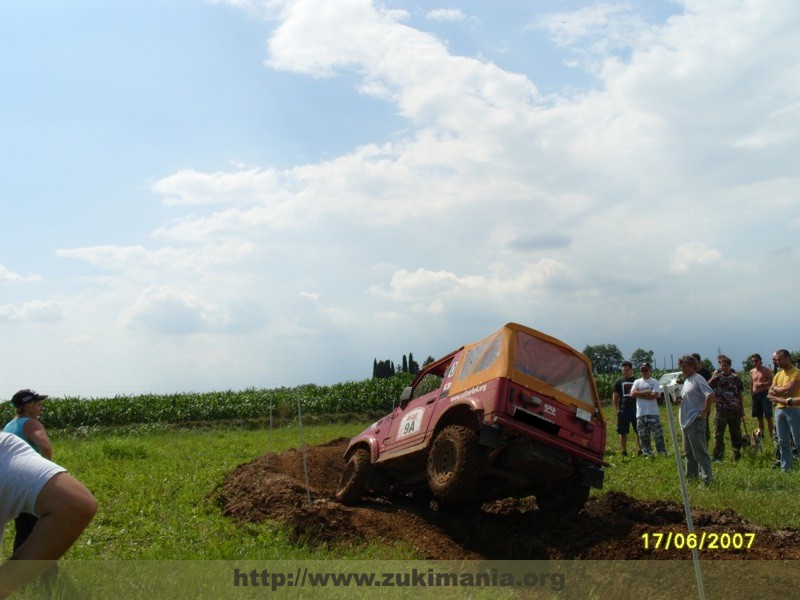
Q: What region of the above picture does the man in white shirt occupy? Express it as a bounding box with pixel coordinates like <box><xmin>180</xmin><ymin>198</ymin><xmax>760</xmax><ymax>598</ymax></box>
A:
<box><xmin>630</xmin><ymin>363</ymin><xmax>667</xmax><ymax>457</ymax></box>
<box><xmin>676</xmin><ymin>355</ymin><xmax>717</xmax><ymax>485</ymax></box>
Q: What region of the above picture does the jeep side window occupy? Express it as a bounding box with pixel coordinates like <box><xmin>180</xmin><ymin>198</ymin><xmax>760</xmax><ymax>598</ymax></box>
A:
<box><xmin>410</xmin><ymin>359</ymin><xmax>452</xmax><ymax>400</ymax></box>
<box><xmin>457</xmin><ymin>332</ymin><xmax>501</xmax><ymax>381</ymax></box>
<box><xmin>412</xmin><ymin>373</ymin><xmax>443</xmax><ymax>399</ymax></box>
<box><xmin>474</xmin><ymin>334</ymin><xmax>502</xmax><ymax>373</ymax></box>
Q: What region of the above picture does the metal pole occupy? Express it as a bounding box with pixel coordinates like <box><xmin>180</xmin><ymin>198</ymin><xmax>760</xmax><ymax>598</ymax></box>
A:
<box><xmin>663</xmin><ymin>380</ymin><xmax>706</xmax><ymax>600</ymax></box>
<box><xmin>296</xmin><ymin>392</ymin><xmax>313</xmax><ymax>507</ymax></box>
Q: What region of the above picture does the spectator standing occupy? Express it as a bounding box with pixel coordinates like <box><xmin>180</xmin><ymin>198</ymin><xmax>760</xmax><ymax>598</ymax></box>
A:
<box><xmin>767</xmin><ymin>349</ymin><xmax>800</xmax><ymax>472</ymax></box>
<box><xmin>612</xmin><ymin>362</ymin><xmax>640</xmax><ymax>457</ymax></box>
<box><xmin>749</xmin><ymin>353</ymin><xmax>775</xmax><ymax>440</ymax></box>
<box><xmin>676</xmin><ymin>355</ymin><xmax>717</xmax><ymax>485</ymax></box>
<box><xmin>630</xmin><ymin>363</ymin><xmax>667</xmax><ymax>457</ymax></box>
<box><xmin>708</xmin><ymin>356</ymin><xmax>744</xmax><ymax>461</ymax></box>
<box><xmin>692</xmin><ymin>353</ymin><xmax>713</xmax><ymax>442</ymax></box>
<box><xmin>692</xmin><ymin>353</ymin><xmax>713</xmax><ymax>381</ymax></box>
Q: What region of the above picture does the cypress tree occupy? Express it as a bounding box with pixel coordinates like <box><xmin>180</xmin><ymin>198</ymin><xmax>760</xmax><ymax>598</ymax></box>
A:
<box><xmin>409</xmin><ymin>352</ymin><xmax>419</xmax><ymax>374</ymax></box>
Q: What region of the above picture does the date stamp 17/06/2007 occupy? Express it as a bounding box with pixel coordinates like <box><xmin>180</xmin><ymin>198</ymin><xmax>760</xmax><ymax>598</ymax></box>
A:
<box><xmin>641</xmin><ymin>531</ymin><xmax>756</xmax><ymax>551</ymax></box>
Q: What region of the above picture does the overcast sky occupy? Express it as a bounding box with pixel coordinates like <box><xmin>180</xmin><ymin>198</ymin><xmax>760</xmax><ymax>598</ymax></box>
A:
<box><xmin>2</xmin><ymin>0</ymin><xmax>798</xmax><ymax>397</ymax></box>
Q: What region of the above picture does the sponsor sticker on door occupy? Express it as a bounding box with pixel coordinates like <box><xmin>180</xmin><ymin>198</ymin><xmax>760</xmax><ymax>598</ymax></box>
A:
<box><xmin>397</xmin><ymin>408</ymin><xmax>425</xmax><ymax>439</ymax></box>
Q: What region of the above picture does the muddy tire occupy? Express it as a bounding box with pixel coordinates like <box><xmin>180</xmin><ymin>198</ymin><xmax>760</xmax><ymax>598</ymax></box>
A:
<box><xmin>336</xmin><ymin>449</ymin><xmax>371</xmax><ymax>505</ymax></box>
<box><xmin>426</xmin><ymin>425</ymin><xmax>481</xmax><ymax>504</ymax></box>
<box><xmin>536</xmin><ymin>483</ymin><xmax>590</xmax><ymax>514</ymax></box>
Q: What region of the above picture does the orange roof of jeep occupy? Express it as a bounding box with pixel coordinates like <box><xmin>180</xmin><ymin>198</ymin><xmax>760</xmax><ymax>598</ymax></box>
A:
<box><xmin>448</xmin><ymin>322</ymin><xmax>600</xmax><ymax>412</ymax></box>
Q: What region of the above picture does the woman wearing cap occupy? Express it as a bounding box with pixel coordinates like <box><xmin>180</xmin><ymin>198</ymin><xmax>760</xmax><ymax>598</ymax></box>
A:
<box><xmin>3</xmin><ymin>389</ymin><xmax>54</xmax><ymax>551</ymax></box>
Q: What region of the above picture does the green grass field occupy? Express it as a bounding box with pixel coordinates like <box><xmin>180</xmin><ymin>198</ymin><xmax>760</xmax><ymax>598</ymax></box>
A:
<box><xmin>2</xmin><ymin>408</ymin><xmax>796</xmax><ymax>563</ymax></box>
<box><xmin>600</xmin><ymin>403</ymin><xmax>798</xmax><ymax>529</ymax></box>
<box><xmin>1</xmin><ymin>422</ymin><xmax>419</xmax><ymax>562</ymax></box>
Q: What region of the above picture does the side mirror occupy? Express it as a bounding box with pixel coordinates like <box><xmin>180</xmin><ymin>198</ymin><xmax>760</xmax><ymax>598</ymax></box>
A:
<box><xmin>399</xmin><ymin>386</ymin><xmax>412</xmax><ymax>408</ymax></box>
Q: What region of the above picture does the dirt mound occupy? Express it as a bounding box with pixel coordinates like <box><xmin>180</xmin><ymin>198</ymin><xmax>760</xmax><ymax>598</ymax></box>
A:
<box><xmin>215</xmin><ymin>438</ymin><xmax>800</xmax><ymax>560</ymax></box>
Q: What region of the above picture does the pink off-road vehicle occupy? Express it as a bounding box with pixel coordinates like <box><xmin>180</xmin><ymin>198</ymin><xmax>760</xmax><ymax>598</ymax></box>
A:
<box><xmin>336</xmin><ymin>323</ymin><xmax>607</xmax><ymax>512</ymax></box>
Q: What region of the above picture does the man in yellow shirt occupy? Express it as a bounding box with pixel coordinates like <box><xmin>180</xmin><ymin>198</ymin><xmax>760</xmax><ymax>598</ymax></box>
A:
<box><xmin>768</xmin><ymin>349</ymin><xmax>800</xmax><ymax>472</ymax></box>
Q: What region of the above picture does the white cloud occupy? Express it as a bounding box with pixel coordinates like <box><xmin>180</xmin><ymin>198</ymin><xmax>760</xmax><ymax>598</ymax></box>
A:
<box><xmin>152</xmin><ymin>168</ymin><xmax>282</xmax><ymax>207</ymax></box>
<box><xmin>299</xmin><ymin>291</ymin><xmax>350</xmax><ymax>324</ymax></box>
<box><xmin>57</xmin><ymin>241</ymin><xmax>257</xmax><ymax>272</ymax></box>
<box><xmin>733</xmin><ymin>103</ymin><xmax>800</xmax><ymax>149</ymax></box>
<box><xmin>426</xmin><ymin>9</ymin><xmax>466</xmax><ymax>23</ymax></box>
<box><xmin>533</xmin><ymin>3</ymin><xmax>650</xmax><ymax>75</ymax></box>
<box><xmin>265</xmin><ymin>0</ymin><xmax>411</xmax><ymax>78</ymax></box>
<box><xmin>211</xmin><ymin>0</ymin><xmax>284</xmax><ymax>19</ymax></box>
<box><xmin>369</xmin><ymin>268</ymin><xmax>484</xmax><ymax>301</ymax></box>
<box><xmin>669</xmin><ymin>243</ymin><xmax>723</xmax><ymax>274</ymax></box>
<box><xmin>266</xmin><ymin>0</ymin><xmax>541</xmax><ymax>129</ymax></box>
<box><xmin>0</xmin><ymin>300</ymin><xmax>62</xmax><ymax>323</ymax></box>
<box><xmin>0</xmin><ymin>265</ymin><xmax>41</xmax><ymax>284</ymax></box>
<box><xmin>368</xmin><ymin>260</ymin><xmax>573</xmax><ymax>314</ymax></box>
<box><xmin>121</xmin><ymin>285</ymin><xmax>231</xmax><ymax>335</ymax></box>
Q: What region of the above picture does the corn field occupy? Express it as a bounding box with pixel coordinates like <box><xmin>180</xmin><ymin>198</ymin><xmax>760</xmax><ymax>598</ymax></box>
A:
<box><xmin>0</xmin><ymin>373</ymin><xmax>414</xmax><ymax>429</ymax></box>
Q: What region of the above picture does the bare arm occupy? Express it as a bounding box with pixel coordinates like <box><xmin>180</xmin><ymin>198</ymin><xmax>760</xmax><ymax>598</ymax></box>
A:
<box><xmin>768</xmin><ymin>377</ymin><xmax>800</xmax><ymax>405</ymax></box>
<box><xmin>22</xmin><ymin>419</ymin><xmax>52</xmax><ymax>460</ymax></box>
<box><xmin>767</xmin><ymin>391</ymin><xmax>788</xmax><ymax>405</ymax></box>
<box><xmin>751</xmin><ymin>367</ymin><xmax>773</xmax><ymax>393</ymax></box>
<box><xmin>630</xmin><ymin>384</ymin><xmax>659</xmax><ymax>400</ymax></box>
<box><xmin>770</xmin><ymin>378</ymin><xmax>800</xmax><ymax>396</ymax></box>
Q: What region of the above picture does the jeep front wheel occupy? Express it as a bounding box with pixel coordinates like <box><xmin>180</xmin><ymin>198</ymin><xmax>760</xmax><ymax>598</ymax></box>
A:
<box><xmin>426</xmin><ymin>425</ymin><xmax>481</xmax><ymax>503</ymax></box>
<box><xmin>336</xmin><ymin>448</ymin><xmax>371</xmax><ymax>505</ymax></box>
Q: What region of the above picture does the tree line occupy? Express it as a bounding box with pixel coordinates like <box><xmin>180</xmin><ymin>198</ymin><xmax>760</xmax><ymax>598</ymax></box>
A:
<box><xmin>582</xmin><ymin>344</ymin><xmax>716</xmax><ymax>374</ymax></box>
<box><xmin>580</xmin><ymin>344</ymin><xmax>658</xmax><ymax>374</ymax></box>
<box><xmin>584</xmin><ymin>343</ymin><xmax>800</xmax><ymax>375</ymax></box>
<box><xmin>372</xmin><ymin>353</ymin><xmax>435</xmax><ymax>379</ymax></box>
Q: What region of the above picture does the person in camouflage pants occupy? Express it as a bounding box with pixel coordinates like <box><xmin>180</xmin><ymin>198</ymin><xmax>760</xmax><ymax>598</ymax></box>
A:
<box><xmin>631</xmin><ymin>363</ymin><xmax>667</xmax><ymax>457</ymax></box>
<box><xmin>708</xmin><ymin>355</ymin><xmax>744</xmax><ymax>461</ymax></box>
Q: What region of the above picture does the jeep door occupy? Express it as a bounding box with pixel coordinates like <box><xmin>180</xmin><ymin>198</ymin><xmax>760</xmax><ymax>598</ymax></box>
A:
<box><xmin>381</xmin><ymin>352</ymin><xmax>461</xmax><ymax>455</ymax></box>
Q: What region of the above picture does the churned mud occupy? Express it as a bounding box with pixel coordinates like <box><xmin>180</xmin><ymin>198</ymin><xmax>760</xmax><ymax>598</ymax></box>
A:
<box><xmin>215</xmin><ymin>438</ymin><xmax>800</xmax><ymax>560</ymax></box>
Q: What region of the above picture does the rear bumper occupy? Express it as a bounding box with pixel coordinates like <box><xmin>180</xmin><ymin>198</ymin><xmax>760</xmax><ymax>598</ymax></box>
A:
<box><xmin>481</xmin><ymin>416</ymin><xmax>609</xmax><ymax>468</ymax></box>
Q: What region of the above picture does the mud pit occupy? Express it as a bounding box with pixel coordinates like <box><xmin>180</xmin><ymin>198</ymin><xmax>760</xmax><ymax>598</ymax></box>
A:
<box><xmin>216</xmin><ymin>438</ymin><xmax>800</xmax><ymax>560</ymax></box>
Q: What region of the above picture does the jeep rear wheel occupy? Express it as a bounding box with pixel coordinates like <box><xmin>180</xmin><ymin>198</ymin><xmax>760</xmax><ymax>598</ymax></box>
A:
<box><xmin>536</xmin><ymin>483</ymin><xmax>590</xmax><ymax>514</ymax></box>
<box><xmin>426</xmin><ymin>425</ymin><xmax>481</xmax><ymax>503</ymax></box>
<box><xmin>336</xmin><ymin>449</ymin><xmax>371</xmax><ymax>505</ymax></box>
